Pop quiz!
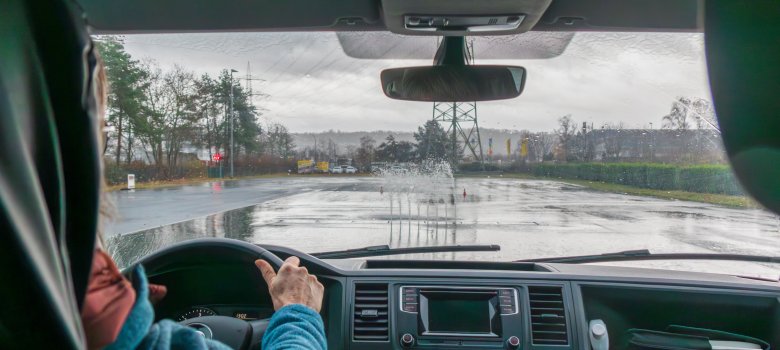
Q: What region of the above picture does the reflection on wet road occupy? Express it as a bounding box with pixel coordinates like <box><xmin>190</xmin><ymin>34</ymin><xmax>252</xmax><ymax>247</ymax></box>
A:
<box><xmin>105</xmin><ymin>178</ymin><xmax>344</xmax><ymax>235</ymax></box>
<box><xmin>106</xmin><ymin>176</ymin><xmax>780</xmax><ymax>278</ymax></box>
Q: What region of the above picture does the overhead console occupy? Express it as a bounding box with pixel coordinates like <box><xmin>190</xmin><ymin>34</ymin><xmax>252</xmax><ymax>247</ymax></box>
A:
<box><xmin>380</xmin><ymin>0</ymin><xmax>553</xmax><ymax>36</ymax></box>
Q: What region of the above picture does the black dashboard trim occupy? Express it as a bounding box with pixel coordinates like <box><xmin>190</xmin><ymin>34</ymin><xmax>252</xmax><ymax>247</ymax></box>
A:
<box><xmin>260</xmin><ymin>245</ymin><xmax>780</xmax><ymax>293</ymax></box>
<box><xmin>570</xmin><ymin>281</ymin><xmax>780</xmax><ymax>350</ymax></box>
<box><xmin>261</xmin><ymin>245</ymin><xmax>780</xmax><ymax>349</ymax></box>
<box><xmin>140</xmin><ymin>240</ymin><xmax>780</xmax><ymax>350</ymax></box>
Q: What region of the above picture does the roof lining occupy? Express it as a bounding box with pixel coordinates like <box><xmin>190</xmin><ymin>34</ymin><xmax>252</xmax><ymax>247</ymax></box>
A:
<box><xmin>77</xmin><ymin>0</ymin><xmax>702</xmax><ymax>34</ymax></box>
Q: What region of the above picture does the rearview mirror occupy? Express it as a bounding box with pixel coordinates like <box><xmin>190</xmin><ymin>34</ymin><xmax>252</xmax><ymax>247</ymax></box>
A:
<box><xmin>380</xmin><ymin>65</ymin><xmax>526</xmax><ymax>102</ymax></box>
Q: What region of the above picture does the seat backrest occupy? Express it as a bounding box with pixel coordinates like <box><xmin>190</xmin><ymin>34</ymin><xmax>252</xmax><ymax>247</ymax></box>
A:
<box><xmin>0</xmin><ymin>0</ymin><xmax>100</xmax><ymax>347</ymax></box>
<box><xmin>706</xmin><ymin>0</ymin><xmax>780</xmax><ymax>214</ymax></box>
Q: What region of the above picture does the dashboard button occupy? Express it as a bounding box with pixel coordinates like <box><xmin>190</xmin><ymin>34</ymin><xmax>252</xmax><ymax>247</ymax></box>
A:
<box><xmin>499</xmin><ymin>289</ymin><xmax>513</xmax><ymax>297</ymax></box>
<box><xmin>403</xmin><ymin>288</ymin><xmax>418</xmax><ymax>294</ymax></box>
<box><xmin>401</xmin><ymin>333</ymin><xmax>415</xmax><ymax>347</ymax></box>
<box><xmin>402</xmin><ymin>303</ymin><xmax>418</xmax><ymax>312</ymax></box>
<box><xmin>500</xmin><ymin>305</ymin><xmax>515</xmax><ymax>314</ymax></box>
<box><xmin>506</xmin><ymin>335</ymin><xmax>521</xmax><ymax>349</ymax></box>
<box><xmin>499</xmin><ymin>296</ymin><xmax>514</xmax><ymax>305</ymax></box>
<box><xmin>403</xmin><ymin>295</ymin><xmax>417</xmax><ymax>303</ymax></box>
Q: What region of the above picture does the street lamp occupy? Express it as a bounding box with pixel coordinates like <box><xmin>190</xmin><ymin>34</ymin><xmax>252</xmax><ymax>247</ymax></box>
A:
<box><xmin>229</xmin><ymin>69</ymin><xmax>238</xmax><ymax>178</ymax></box>
<box><xmin>312</xmin><ymin>135</ymin><xmax>318</xmax><ymax>162</ymax></box>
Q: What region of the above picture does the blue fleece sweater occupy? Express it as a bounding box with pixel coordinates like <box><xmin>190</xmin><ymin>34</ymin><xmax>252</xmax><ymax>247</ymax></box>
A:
<box><xmin>111</xmin><ymin>266</ymin><xmax>327</xmax><ymax>350</ymax></box>
<box><xmin>262</xmin><ymin>304</ymin><xmax>327</xmax><ymax>350</ymax></box>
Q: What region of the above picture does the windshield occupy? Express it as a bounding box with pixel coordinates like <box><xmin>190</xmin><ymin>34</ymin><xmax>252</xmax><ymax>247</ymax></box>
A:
<box><xmin>98</xmin><ymin>32</ymin><xmax>780</xmax><ymax>278</ymax></box>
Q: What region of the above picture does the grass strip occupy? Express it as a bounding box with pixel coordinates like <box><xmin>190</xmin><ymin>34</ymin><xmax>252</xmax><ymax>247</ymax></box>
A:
<box><xmin>107</xmin><ymin>171</ymin><xmax>759</xmax><ymax>209</ymax></box>
<box><xmin>457</xmin><ymin>172</ymin><xmax>759</xmax><ymax>209</ymax></box>
<box><xmin>105</xmin><ymin>172</ymin><xmax>371</xmax><ymax>192</ymax></box>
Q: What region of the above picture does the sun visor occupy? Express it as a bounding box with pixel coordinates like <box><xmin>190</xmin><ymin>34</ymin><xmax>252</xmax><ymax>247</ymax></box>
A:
<box><xmin>337</xmin><ymin>31</ymin><xmax>574</xmax><ymax>60</ymax></box>
<box><xmin>381</xmin><ymin>0</ymin><xmax>552</xmax><ymax>36</ymax></box>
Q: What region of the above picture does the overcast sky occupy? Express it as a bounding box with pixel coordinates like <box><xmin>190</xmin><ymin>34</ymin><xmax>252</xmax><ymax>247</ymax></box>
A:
<box><xmin>122</xmin><ymin>31</ymin><xmax>711</xmax><ymax>133</ymax></box>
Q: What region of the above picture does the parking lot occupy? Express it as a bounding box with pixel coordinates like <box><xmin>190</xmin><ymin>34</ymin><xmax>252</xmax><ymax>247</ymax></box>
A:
<box><xmin>107</xmin><ymin>176</ymin><xmax>780</xmax><ymax>278</ymax></box>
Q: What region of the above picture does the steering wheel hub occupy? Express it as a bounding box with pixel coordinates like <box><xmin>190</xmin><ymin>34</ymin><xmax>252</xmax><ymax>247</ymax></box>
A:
<box><xmin>187</xmin><ymin>323</ymin><xmax>213</xmax><ymax>339</ymax></box>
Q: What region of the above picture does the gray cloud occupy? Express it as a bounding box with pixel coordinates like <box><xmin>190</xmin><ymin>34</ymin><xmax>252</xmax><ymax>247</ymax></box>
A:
<box><xmin>122</xmin><ymin>31</ymin><xmax>711</xmax><ymax>133</ymax></box>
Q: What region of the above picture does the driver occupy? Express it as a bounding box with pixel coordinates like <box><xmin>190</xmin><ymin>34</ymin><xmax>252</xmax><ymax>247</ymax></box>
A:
<box><xmin>80</xmin><ymin>51</ymin><xmax>327</xmax><ymax>350</ymax></box>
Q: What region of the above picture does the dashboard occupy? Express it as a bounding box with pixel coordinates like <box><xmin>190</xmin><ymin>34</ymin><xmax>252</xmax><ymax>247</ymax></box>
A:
<box><xmin>144</xmin><ymin>243</ymin><xmax>780</xmax><ymax>349</ymax></box>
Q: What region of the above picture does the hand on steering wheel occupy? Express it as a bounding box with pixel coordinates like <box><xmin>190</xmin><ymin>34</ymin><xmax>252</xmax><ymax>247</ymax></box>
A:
<box><xmin>140</xmin><ymin>238</ymin><xmax>296</xmax><ymax>349</ymax></box>
<box><xmin>256</xmin><ymin>256</ymin><xmax>324</xmax><ymax>313</ymax></box>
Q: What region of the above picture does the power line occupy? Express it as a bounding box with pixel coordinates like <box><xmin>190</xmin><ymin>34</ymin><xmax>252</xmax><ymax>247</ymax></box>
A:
<box><xmin>235</xmin><ymin>62</ymin><xmax>268</xmax><ymax>106</ymax></box>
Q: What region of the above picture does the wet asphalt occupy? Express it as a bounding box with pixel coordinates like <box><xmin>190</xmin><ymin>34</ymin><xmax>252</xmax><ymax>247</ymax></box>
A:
<box><xmin>105</xmin><ymin>176</ymin><xmax>780</xmax><ymax>278</ymax></box>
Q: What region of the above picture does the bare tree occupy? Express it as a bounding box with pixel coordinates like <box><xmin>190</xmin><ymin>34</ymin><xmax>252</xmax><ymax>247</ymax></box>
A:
<box><xmin>162</xmin><ymin>65</ymin><xmax>197</xmax><ymax>170</ymax></box>
<box><xmin>519</xmin><ymin>130</ymin><xmax>551</xmax><ymax>163</ymax></box>
<box><xmin>662</xmin><ymin>97</ymin><xmax>693</xmax><ymax>130</ymax></box>
<box><xmin>355</xmin><ymin>136</ymin><xmax>376</xmax><ymax>170</ymax></box>
<box><xmin>690</xmin><ymin>98</ymin><xmax>719</xmax><ymax>133</ymax></box>
<box><xmin>601</xmin><ymin>122</ymin><xmax>625</xmax><ymax>161</ymax></box>
<box><xmin>538</xmin><ymin>132</ymin><xmax>556</xmax><ymax>161</ymax></box>
<box><xmin>345</xmin><ymin>145</ymin><xmax>358</xmax><ymax>159</ymax></box>
<box><xmin>555</xmin><ymin>115</ymin><xmax>577</xmax><ymax>161</ymax></box>
<box><xmin>267</xmin><ymin>123</ymin><xmax>295</xmax><ymax>158</ymax></box>
<box><xmin>135</xmin><ymin>62</ymin><xmax>170</xmax><ymax>167</ymax></box>
<box><xmin>326</xmin><ymin>138</ymin><xmax>338</xmax><ymax>159</ymax></box>
<box><xmin>192</xmin><ymin>74</ymin><xmax>222</xmax><ymax>161</ymax></box>
<box><xmin>661</xmin><ymin>96</ymin><xmax>721</xmax><ymax>163</ymax></box>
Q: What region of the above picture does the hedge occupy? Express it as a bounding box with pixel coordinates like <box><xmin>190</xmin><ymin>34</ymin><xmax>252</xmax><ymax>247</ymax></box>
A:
<box><xmin>529</xmin><ymin>162</ymin><xmax>743</xmax><ymax>195</ymax></box>
<box><xmin>458</xmin><ymin>162</ymin><xmax>501</xmax><ymax>172</ymax></box>
<box><xmin>104</xmin><ymin>156</ymin><xmax>296</xmax><ymax>185</ymax></box>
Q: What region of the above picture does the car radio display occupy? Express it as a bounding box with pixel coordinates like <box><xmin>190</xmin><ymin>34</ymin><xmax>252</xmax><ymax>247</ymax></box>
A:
<box><xmin>420</xmin><ymin>290</ymin><xmax>499</xmax><ymax>336</ymax></box>
<box><xmin>428</xmin><ymin>295</ymin><xmax>491</xmax><ymax>333</ymax></box>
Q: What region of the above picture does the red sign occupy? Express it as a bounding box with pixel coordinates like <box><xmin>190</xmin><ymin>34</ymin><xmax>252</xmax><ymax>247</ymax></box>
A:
<box><xmin>212</xmin><ymin>153</ymin><xmax>222</xmax><ymax>161</ymax></box>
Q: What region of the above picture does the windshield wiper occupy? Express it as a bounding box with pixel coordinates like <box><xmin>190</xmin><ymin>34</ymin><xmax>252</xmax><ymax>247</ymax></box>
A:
<box><xmin>518</xmin><ymin>249</ymin><xmax>780</xmax><ymax>264</ymax></box>
<box><xmin>312</xmin><ymin>244</ymin><xmax>500</xmax><ymax>259</ymax></box>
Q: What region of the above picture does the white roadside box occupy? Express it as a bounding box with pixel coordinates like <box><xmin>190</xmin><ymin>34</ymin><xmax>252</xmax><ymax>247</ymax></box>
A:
<box><xmin>127</xmin><ymin>174</ymin><xmax>136</xmax><ymax>190</ymax></box>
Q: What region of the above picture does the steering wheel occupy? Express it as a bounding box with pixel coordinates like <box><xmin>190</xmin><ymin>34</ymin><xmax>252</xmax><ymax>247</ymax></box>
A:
<box><xmin>135</xmin><ymin>238</ymin><xmax>285</xmax><ymax>349</ymax></box>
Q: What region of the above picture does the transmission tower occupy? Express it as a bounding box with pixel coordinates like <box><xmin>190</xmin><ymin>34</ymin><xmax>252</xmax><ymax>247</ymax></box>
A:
<box><xmin>238</xmin><ymin>62</ymin><xmax>267</xmax><ymax>110</ymax></box>
<box><xmin>431</xmin><ymin>39</ymin><xmax>484</xmax><ymax>165</ymax></box>
<box><xmin>432</xmin><ymin>101</ymin><xmax>484</xmax><ymax>163</ymax></box>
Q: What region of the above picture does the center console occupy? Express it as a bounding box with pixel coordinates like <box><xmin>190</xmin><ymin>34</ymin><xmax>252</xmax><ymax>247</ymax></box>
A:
<box><xmin>396</xmin><ymin>286</ymin><xmax>523</xmax><ymax>349</ymax></box>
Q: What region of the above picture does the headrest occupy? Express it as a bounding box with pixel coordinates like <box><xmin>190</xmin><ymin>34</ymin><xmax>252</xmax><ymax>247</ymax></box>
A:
<box><xmin>0</xmin><ymin>0</ymin><xmax>100</xmax><ymax>346</ymax></box>
<box><xmin>705</xmin><ymin>1</ymin><xmax>780</xmax><ymax>214</ymax></box>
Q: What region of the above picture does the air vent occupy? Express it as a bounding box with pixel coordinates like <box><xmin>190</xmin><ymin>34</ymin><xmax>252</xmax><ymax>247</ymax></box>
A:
<box><xmin>528</xmin><ymin>286</ymin><xmax>569</xmax><ymax>345</ymax></box>
<box><xmin>352</xmin><ymin>283</ymin><xmax>389</xmax><ymax>341</ymax></box>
